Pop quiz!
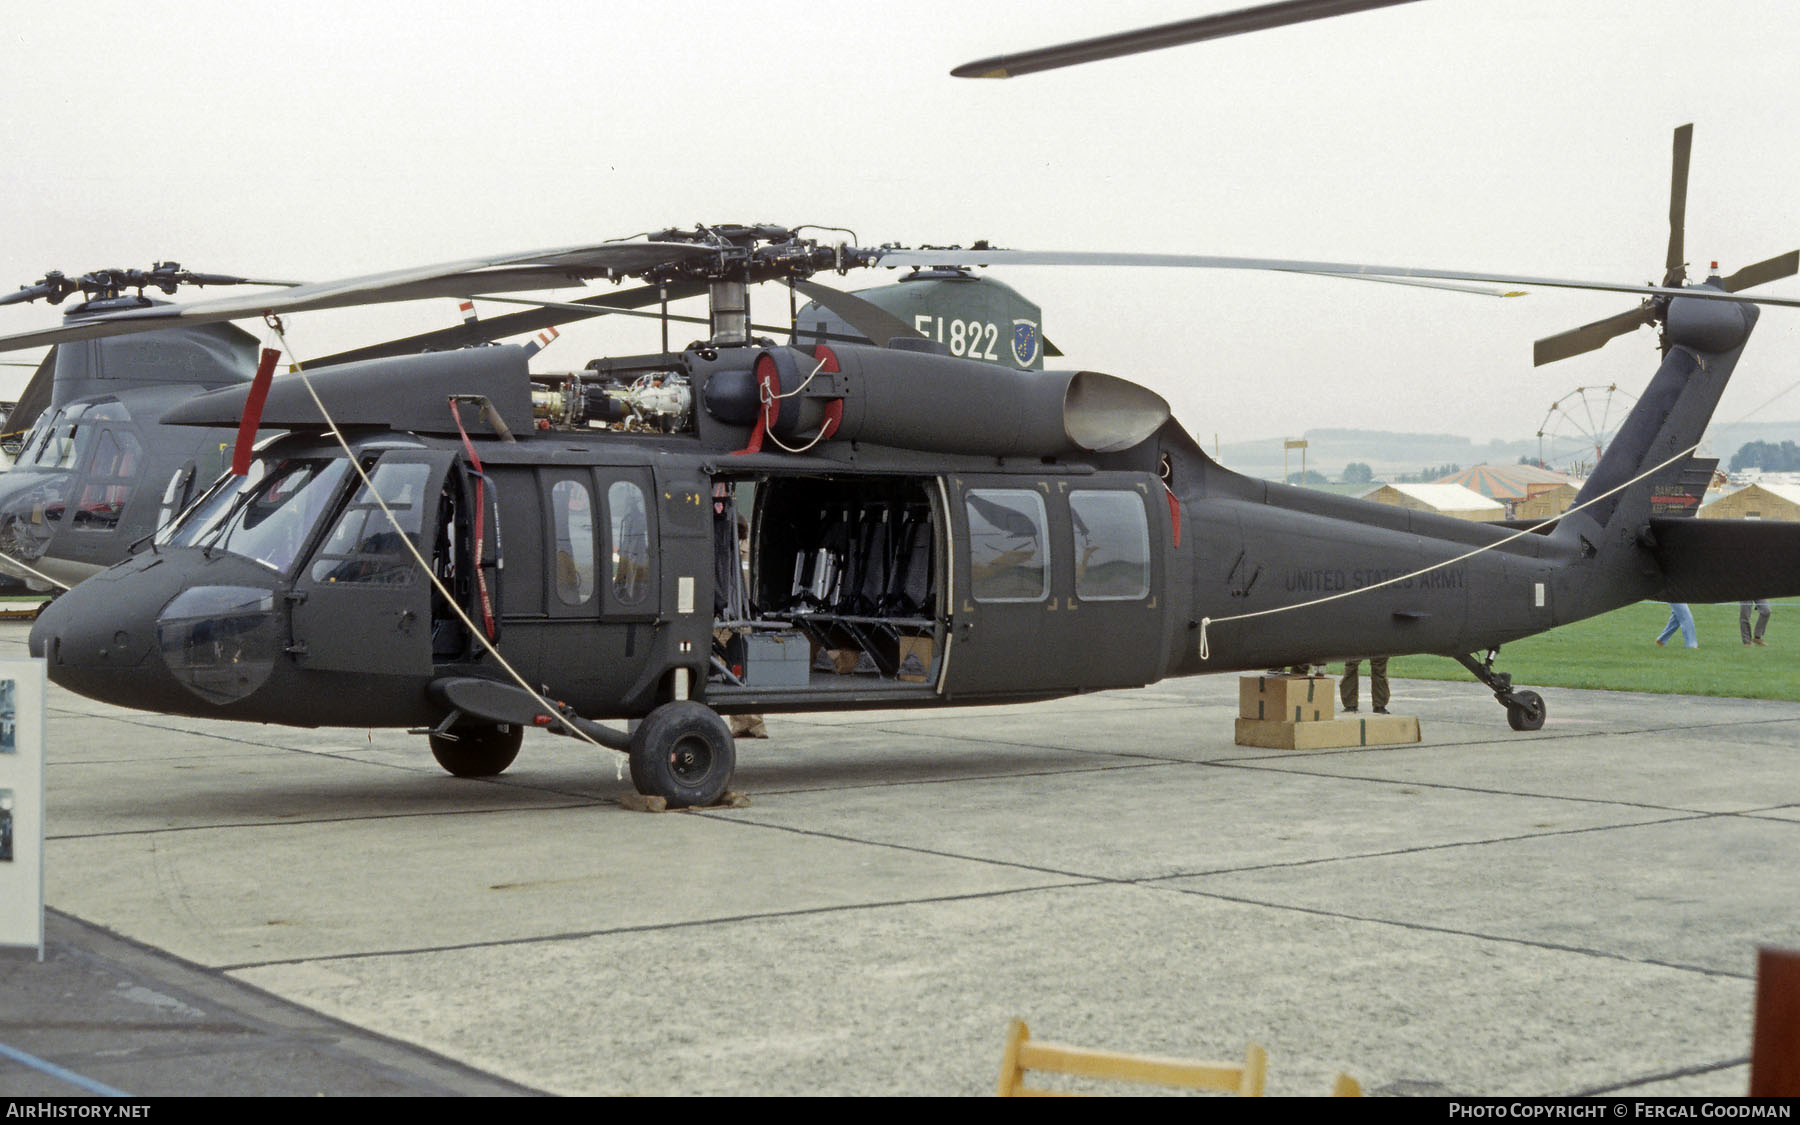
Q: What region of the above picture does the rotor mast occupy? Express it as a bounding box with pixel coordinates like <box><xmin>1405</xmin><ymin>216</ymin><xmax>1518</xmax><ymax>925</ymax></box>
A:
<box><xmin>708</xmin><ymin>279</ymin><xmax>750</xmax><ymax>346</ymax></box>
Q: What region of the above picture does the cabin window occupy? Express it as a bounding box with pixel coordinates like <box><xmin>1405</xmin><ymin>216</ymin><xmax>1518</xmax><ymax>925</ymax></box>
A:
<box><xmin>609</xmin><ymin>481</ymin><xmax>650</xmax><ymax>606</ymax></box>
<box><xmin>308</xmin><ymin>461</ymin><xmax>430</xmax><ymax>585</ymax></box>
<box><xmin>72</xmin><ymin>429</ymin><xmax>144</xmax><ymax>531</ymax></box>
<box><xmin>1069</xmin><ymin>490</ymin><xmax>1150</xmax><ymax>601</ymax></box>
<box><xmin>965</xmin><ymin>488</ymin><xmax>1049</xmax><ymax>602</ymax></box>
<box><xmin>552</xmin><ymin>479</ymin><xmax>596</xmax><ymax>606</ymax></box>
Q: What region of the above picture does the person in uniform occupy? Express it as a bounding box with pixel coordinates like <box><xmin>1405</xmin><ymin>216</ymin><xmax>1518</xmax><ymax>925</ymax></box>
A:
<box><xmin>1341</xmin><ymin>657</ymin><xmax>1389</xmax><ymax>715</ymax></box>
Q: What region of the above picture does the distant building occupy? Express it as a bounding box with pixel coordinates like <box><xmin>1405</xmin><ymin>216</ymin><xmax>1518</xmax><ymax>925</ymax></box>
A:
<box><xmin>1699</xmin><ymin>482</ymin><xmax>1800</xmax><ymax>522</ymax></box>
<box><xmin>1512</xmin><ymin>482</ymin><xmax>1580</xmax><ymax>522</ymax></box>
<box><xmin>1365</xmin><ymin>482</ymin><xmax>1505</xmax><ymax>522</ymax></box>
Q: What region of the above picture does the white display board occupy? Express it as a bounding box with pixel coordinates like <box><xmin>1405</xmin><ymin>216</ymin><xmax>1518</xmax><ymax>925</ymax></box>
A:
<box><xmin>0</xmin><ymin>660</ymin><xmax>45</xmax><ymax>956</ymax></box>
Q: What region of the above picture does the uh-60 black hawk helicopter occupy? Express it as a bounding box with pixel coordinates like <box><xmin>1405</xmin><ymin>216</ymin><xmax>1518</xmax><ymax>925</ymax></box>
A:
<box><xmin>5</xmin><ymin>200</ymin><xmax>1799</xmax><ymax>808</ymax></box>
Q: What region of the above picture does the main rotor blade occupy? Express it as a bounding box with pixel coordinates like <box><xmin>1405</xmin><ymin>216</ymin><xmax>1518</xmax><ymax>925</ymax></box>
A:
<box><xmin>868</xmin><ymin>247</ymin><xmax>1800</xmax><ymax>310</ymax></box>
<box><xmin>307</xmin><ymin>280</ymin><xmax>711</xmax><ymax>367</ymax></box>
<box><xmin>1666</xmin><ymin>123</ymin><xmax>1692</xmax><ymax>286</ymax></box>
<box><xmin>790</xmin><ymin>280</ymin><xmax>926</xmax><ymax>346</ymax></box>
<box><xmin>1532</xmin><ymin>306</ymin><xmax>1654</xmax><ymax>368</ymax></box>
<box><xmin>0</xmin><ymin>242</ymin><xmax>716</xmax><ymax>353</ymax></box>
<box><xmin>312</xmin><ymin>284</ymin><xmax>895</xmax><ymax>368</ymax></box>
<box><xmin>1722</xmin><ymin>250</ymin><xmax>1800</xmax><ymax>293</ymax></box>
<box><xmin>951</xmin><ymin>0</ymin><xmax>1423</xmax><ymax>78</ymax></box>
<box><xmin>1290</xmin><ymin>270</ymin><xmax>1524</xmax><ymax>297</ymax></box>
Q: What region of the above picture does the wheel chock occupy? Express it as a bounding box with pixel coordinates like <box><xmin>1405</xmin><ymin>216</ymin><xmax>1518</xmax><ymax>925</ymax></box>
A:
<box><xmin>618</xmin><ymin>790</ymin><xmax>750</xmax><ymax>813</ymax></box>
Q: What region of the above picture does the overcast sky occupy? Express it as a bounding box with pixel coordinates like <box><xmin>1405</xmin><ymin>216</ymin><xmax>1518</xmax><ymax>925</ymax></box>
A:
<box><xmin>4</xmin><ymin>1</ymin><xmax>1799</xmax><ymax>460</ymax></box>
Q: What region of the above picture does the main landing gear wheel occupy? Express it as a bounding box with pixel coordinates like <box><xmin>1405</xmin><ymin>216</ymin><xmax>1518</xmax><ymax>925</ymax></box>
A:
<box><xmin>629</xmin><ymin>701</ymin><xmax>736</xmax><ymax>809</ymax></box>
<box><xmin>430</xmin><ymin>722</ymin><xmax>524</xmax><ymax>777</ymax></box>
<box><xmin>1505</xmin><ymin>690</ymin><xmax>1546</xmax><ymax>732</ymax></box>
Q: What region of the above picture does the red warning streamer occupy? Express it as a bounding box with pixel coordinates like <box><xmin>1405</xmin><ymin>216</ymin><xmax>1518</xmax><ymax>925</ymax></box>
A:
<box><xmin>1163</xmin><ymin>481</ymin><xmax>1182</xmax><ymax>548</ymax></box>
<box><xmin>231</xmin><ymin>347</ymin><xmax>281</xmax><ymax>476</ymax></box>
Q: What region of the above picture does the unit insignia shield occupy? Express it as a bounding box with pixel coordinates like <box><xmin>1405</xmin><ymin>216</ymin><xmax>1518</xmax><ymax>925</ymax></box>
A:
<box><xmin>1011</xmin><ymin>319</ymin><xmax>1041</xmax><ymax>368</ymax></box>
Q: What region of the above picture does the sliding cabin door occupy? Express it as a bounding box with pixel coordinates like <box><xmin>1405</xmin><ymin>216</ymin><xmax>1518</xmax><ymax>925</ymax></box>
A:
<box><xmin>944</xmin><ymin>473</ymin><xmax>1166</xmax><ymax>696</ymax></box>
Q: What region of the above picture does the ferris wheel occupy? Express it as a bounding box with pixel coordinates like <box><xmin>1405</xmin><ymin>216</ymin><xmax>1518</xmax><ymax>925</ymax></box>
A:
<box><xmin>1535</xmin><ymin>385</ymin><xmax>1637</xmax><ymax>477</ymax></box>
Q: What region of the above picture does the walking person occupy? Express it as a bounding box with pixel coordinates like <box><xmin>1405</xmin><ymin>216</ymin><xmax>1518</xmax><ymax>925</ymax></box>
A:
<box><xmin>1740</xmin><ymin>599</ymin><xmax>1772</xmax><ymax>646</ymax></box>
<box><xmin>1656</xmin><ymin>603</ymin><xmax>1698</xmax><ymax>648</ymax></box>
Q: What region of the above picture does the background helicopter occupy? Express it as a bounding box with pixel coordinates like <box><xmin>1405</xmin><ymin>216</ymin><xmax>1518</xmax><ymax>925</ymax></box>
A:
<box><xmin>0</xmin><ymin>266</ymin><xmax>280</xmax><ymax>591</ymax></box>
<box><xmin>7</xmin><ymin>203</ymin><xmax>1798</xmax><ymax>807</ymax></box>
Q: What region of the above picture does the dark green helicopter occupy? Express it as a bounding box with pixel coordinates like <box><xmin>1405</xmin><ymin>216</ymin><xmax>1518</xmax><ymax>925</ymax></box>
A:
<box><xmin>4</xmin><ymin>198</ymin><xmax>1797</xmax><ymax>809</ymax></box>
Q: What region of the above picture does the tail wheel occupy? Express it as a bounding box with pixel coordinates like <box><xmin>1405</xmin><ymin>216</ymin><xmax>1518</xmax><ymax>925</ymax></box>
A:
<box><xmin>1505</xmin><ymin>690</ymin><xmax>1546</xmax><ymax>732</ymax></box>
<box><xmin>429</xmin><ymin>722</ymin><xmax>524</xmax><ymax>777</ymax></box>
<box><xmin>628</xmin><ymin>701</ymin><xmax>736</xmax><ymax>808</ymax></box>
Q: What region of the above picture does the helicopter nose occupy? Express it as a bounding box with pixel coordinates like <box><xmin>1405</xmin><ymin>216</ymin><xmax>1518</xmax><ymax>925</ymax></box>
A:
<box><xmin>31</xmin><ymin>551</ymin><xmax>286</xmax><ymax>713</ymax></box>
<box><xmin>0</xmin><ymin>470</ymin><xmax>68</xmax><ymax>572</ymax></box>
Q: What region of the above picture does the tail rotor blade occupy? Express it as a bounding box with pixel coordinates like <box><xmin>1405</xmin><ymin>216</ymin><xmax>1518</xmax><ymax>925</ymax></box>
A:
<box><xmin>1665</xmin><ymin>124</ymin><xmax>1692</xmax><ymax>286</ymax></box>
<box><xmin>1534</xmin><ymin>306</ymin><xmax>1654</xmax><ymax>367</ymax></box>
<box><xmin>1722</xmin><ymin>250</ymin><xmax>1800</xmax><ymax>293</ymax></box>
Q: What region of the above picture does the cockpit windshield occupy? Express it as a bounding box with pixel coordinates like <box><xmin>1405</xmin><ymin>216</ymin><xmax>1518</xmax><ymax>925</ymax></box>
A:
<box><xmin>169</xmin><ymin>457</ymin><xmax>351</xmax><ymax>573</ymax></box>
<box><xmin>19</xmin><ymin>401</ymin><xmax>129</xmax><ymax>472</ymax></box>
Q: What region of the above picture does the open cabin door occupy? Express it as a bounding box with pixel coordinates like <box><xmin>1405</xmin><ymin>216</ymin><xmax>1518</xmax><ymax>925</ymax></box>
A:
<box><xmin>706</xmin><ymin>472</ymin><xmax>946</xmax><ymax>701</ymax></box>
<box><xmin>290</xmin><ymin>449</ymin><xmax>455</xmax><ymax>675</ymax></box>
<box><xmin>944</xmin><ymin>472</ymin><xmax>1167</xmax><ymax>696</ymax></box>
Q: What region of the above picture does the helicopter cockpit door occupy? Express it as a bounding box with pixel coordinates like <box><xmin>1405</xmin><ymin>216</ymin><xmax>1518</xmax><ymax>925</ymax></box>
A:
<box><xmin>289</xmin><ymin>449</ymin><xmax>456</xmax><ymax>676</ymax></box>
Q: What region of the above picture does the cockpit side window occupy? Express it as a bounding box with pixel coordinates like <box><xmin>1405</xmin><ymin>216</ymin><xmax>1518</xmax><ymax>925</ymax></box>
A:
<box><xmin>72</xmin><ymin>429</ymin><xmax>144</xmax><ymax>531</ymax></box>
<box><xmin>308</xmin><ymin>461</ymin><xmax>432</xmax><ymax>586</ymax></box>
